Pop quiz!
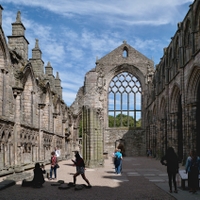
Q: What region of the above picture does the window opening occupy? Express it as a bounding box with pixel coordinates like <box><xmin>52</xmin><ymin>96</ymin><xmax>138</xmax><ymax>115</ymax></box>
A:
<box><xmin>108</xmin><ymin>72</ymin><xmax>142</xmax><ymax>128</ymax></box>
<box><xmin>123</xmin><ymin>47</ymin><xmax>128</xmax><ymax>57</ymax></box>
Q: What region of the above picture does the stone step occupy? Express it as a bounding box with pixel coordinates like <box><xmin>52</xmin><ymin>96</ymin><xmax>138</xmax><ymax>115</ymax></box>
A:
<box><xmin>0</xmin><ymin>180</ymin><xmax>16</xmax><ymax>190</ymax></box>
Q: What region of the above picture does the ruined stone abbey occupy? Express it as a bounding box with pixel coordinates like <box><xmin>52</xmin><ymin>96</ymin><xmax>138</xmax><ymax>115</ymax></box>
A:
<box><xmin>0</xmin><ymin>0</ymin><xmax>200</xmax><ymax>175</ymax></box>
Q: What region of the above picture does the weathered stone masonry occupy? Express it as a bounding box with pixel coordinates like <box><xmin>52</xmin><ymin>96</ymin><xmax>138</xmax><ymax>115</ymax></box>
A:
<box><xmin>145</xmin><ymin>0</ymin><xmax>200</xmax><ymax>164</ymax></box>
<box><xmin>0</xmin><ymin>8</ymin><xmax>74</xmax><ymax>176</ymax></box>
<box><xmin>70</xmin><ymin>0</ymin><xmax>200</xmax><ymax>167</ymax></box>
<box><xmin>1</xmin><ymin>0</ymin><xmax>200</xmax><ymax>173</ymax></box>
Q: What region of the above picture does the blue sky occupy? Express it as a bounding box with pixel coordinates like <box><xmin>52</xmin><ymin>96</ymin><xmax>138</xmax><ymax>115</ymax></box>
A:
<box><xmin>1</xmin><ymin>0</ymin><xmax>193</xmax><ymax>106</ymax></box>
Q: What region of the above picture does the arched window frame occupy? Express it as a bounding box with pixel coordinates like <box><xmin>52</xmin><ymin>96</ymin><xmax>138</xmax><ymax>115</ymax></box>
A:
<box><xmin>123</xmin><ymin>47</ymin><xmax>128</xmax><ymax>58</ymax></box>
<box><xmin>108</xmin><ymin>72</ymin><xmax>142</xmax><ymax>128</ymax></box>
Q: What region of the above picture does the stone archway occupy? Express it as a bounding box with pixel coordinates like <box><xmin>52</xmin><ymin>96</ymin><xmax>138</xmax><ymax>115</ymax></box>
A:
<box><xmin>170</xmin><ymin>85</ymin><xmax>182</xmax><ymax>158</ymax></box>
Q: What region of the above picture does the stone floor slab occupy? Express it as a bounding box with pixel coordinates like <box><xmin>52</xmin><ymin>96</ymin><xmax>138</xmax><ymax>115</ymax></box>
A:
<box><xmin>0</xmin><ymin>180</ymin><xmax>16</xmax><ymax>190</ymax></box>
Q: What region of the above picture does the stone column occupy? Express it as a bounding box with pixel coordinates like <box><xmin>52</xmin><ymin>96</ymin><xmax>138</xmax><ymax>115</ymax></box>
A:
<box><xmin>38</xmin><ymin>104</ymin><xmax>45</xmax><ymax>160</ymax></box>
<box><xmin>183</xmin><ymin>104</ymin><xmax>190</xmax><ymax>159</ymax></box>
<box><xmin>158</xmin><ymin>119</ymin><xmax>164</xmax><ymax>157</ymax></box>
<box><xmin>62</xmin><ymin>119</ymin><xmax>67</xmax><ymax>158</ymax></box>
<box><xmin>4</xmin><ymin>143</ymin><xmax>7</xmax><ymax>166</ymax></box>
<box><xmin>53</xmin><ymin>113</ymin><xmax>57</xmax><ymax>134</ymax></box>
<box><xmin>10</xmin><ymin>144</ymin><xmax>14</xmax><ymax>166</ymax></box>
<box><xmin>190</xmin><ymin>103</ymin><xmax>197</xmax><ymax>150</ymax></box>
<box><xmin>97</xmin><ymin>114</ymin><xmax>103</xmax><ymax>163</ymax></box>
<box><xmin>1</xmin><ymin>69</ymin><xmax>8</xmax><ymax>116</ymax></box>
<box><xmin>13</xmin><ymin>88</ymin><xmax>22</xmax><ymax>166</ymax></box>
<box><xmin>171</xmin><ymin>112</ymin><xmax>178</xmax><ymax>149</ymax></box>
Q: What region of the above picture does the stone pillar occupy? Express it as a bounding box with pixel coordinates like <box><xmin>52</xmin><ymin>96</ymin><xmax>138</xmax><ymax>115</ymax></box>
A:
<box><xmin>13</xmin><ymin>88</ymin><xmax>22</xmax><ymax>166</ymax></box>
<box><xmin>190</xmin><ymin>103</ymin><xmax>197</xmax><ymax>150</ymax></box>
<box><xmin>4</xmin><ymin>143</ymin><xmax>7</xmax><ymax>166</ymax></box>
<box><xmin>183</xmin><ymin>104</ymin><xmax>190</xmax><ymax>159</ymax></box>
<box><xmin>84</xmin><ymin>108</ymin><xmax>104</xmax><ymax>167</ymax></box>
<box><xmin>53</xmin><ymin>113</ymin><xmax>57</xmax><ymax>134</ymax></box>
<box><xmin>158</xmin><ymin>119</ymin><xmax>163</xmax><ymax>157</ymax></box>
<box><xmin>62</xmin><ymin>119</ymin><xmax>67</xmax><ymax>158</ymax></box>
<box><xmin>38</xmin><ymin>104</ymin><xmax>45</xmax><ymax>160</ymax></box>
<box><xmin>10</xmin><ymin>144</ymin><xmax>14</xmax><ymax>166</ymax></box>
<box><xmin>32</xmin><ymin>145</ymin><xmax>34</xmax><ymax>162</ymax></box>
<box><xmin>171</xmin><ymin>112</ymin><xmax>178</xmax><ymax>149</ymax></box>
<box><xmin>97</xmin><ymin>113</ymin><xmax>103</xmax><ymax>163</ymax></box>
<box><xmin>89</xmin><ymin>110</ymin><xmax>95</xmax><ymax>166</ymax></box>
<box><xmin>0</xmin><ymin>69</ymin><xmax>8</xmax><ymax>116</ymax></box>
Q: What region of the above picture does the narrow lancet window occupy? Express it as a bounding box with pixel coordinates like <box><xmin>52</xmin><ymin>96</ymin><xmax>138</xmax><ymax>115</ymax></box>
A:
<box><xmin>123</xmin><ymin>47</ymin><xmax>128</xmax><ymax>57</ymax></box>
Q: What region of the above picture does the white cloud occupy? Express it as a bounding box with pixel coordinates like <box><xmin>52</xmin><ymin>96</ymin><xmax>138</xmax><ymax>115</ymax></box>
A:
<box><xmin>62</xmin><ymin>90</ymin><xmax>77</xmax><ymax>106</ymax></box>
<box><xmin>1</xmin><ymin>0</ymin><xmax>194</xmax><ymax>106</ymax></box>
<box><xmin>3</xmin><ymin>0</ymin><xmax>194</xmax><ymax>26</ymax></box>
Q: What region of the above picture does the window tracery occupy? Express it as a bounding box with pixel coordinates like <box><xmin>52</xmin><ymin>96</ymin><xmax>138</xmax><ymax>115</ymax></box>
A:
<box><xmin>108</xmin><ymin>72</ymin><xmax>141</xmax><ymax>128</ymax></box>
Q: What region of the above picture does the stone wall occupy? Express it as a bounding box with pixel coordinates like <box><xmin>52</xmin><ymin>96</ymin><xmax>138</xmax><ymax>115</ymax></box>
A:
<box><xmin>145</xmin><ymin>0</ymin><xmax>200</xmax><ymax>163</ymax></box>
<box><xmin>104</xmin><ymin>128</ymin><xmax>145</xmax><ymax>157</ymax></box>
<box><xmin>70</xmin><ymin>41</ymin><xmax>152</xmax><ymax>164</ymax></box>
<box><xmin>0</xmin><ymin>8</ymin><xmax>72</xmax><ymax>176</ymax></box>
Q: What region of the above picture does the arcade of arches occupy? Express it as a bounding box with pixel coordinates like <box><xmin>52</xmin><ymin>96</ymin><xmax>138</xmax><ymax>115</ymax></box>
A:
<box><xmin>0</xmin><ymin>0</ymin><xmax>200</xmax><ymax>175</ymax></box>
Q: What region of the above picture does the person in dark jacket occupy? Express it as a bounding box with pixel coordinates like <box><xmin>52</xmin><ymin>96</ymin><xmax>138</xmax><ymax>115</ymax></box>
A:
<box><xmin>22</xmin><ymin>163</ymin><xmax>46</xmax><ymax>188</ymax></box>
<box><xmin>71</xmin><ymin>151</ymin><xmax>92</xmax><ymax>188</ymax></box>
<box><xmin>185</xmin><ymin>150</ymin><xmax>200</xmax><ymax>193</ymax></box>
<box><xmin>32</xmin><ymin>163</ymin><xmax>46</xmax><ymax>188</ymax></box>
<box><xmin>161</xmin><ymin>147</ymin><xmax>179</xmax><ymax>193</ymax></box>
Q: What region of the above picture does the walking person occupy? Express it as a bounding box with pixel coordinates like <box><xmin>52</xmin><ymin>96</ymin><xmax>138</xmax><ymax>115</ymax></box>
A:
<box><xmin>112</xmin><ymin>148</ymin><xmax>118</xmax><ymax>169</ymax></box>
<box><xmin>71</xmin><ymin>151</ymin><xmax>92</xmax><ymax>188</ymax></box>
<box><xmin>114</xmin><ymin>148</ymin><xmax>123</xmax><ymax>175</ymax></box>
<box><xmin>185</xmin><ymin>150</ymin><xmax>200</xmax><ymax>193</ymax></box>
<box><xmin>161</xmin><ymin>147</ymin><xmax>179</xmax><ymax>193</ymax></box>
<box><xmin>49</xmin><ymin>151</ymin><xmax>58</xmax><ymax>180</ymax></box>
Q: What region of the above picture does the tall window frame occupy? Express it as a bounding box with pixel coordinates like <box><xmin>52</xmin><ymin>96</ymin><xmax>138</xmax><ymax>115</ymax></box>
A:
<box><xmin>108</xmin><ymin>72</ymin><xmax>142</xmax><ymax>128</ymax></box>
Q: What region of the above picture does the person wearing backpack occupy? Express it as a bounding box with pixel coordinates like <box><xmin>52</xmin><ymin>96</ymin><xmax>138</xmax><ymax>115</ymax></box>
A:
<box><xmin>114</xmin><ymin>148</ymin><xmax>123</xmax><ymax>175</ymax></box>
<box><xmin>186</xmin><ymin>150</ymin><xmax>200</xmax><ymax>193</ymax></box>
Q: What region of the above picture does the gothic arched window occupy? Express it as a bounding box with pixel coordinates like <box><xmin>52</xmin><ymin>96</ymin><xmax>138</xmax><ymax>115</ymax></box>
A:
<box><xmin>108</xmin><ymin>72</ymin><xmax>142</xmax><ymax>128</ymax></box>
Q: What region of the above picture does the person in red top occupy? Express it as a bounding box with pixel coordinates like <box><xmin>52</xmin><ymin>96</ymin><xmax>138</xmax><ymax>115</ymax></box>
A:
<box><xmin>49</xmin><ymin>151</ymin><xmax>58</xmax><ymax>180</ymax></box>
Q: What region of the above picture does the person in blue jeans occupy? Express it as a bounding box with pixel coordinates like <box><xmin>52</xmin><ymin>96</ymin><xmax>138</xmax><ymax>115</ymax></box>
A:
<box><xmin>49</xmin><ymin>151</ymin><xmax>58</xmax><ymax>180</ymax></box>
<box><xmin>114</xmin><ymin>149</ymin><xmax>123</xmax><ymax>174</ymax></box>
<box><xmin>185</xmin><ymin>150</ymin><xmax>200</xmax><ymax>193</ymax></box>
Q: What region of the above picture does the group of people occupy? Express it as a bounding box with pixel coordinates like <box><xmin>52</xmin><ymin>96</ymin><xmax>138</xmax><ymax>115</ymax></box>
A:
<box><xmin>22</xmin><ymin>145</ymin><xmax>200</xmax><ymax>192</ymax></box>
<box><xmin>112</xmin><ymin>148</ymin><xmax>123</xmax><ymax>175</ymax></box>
<box><xmin>22</xmin><ymin>146</ymin><xmax>61</xmax><ymax>188</ymax></box>
<box><xmin>49</xmin><ymin>150</ymin><xmax>91</xmax><ymax>188</ymax></box>
<box><xmin>22</xmin><ymin>147</ymin><xmax>92</xmax><ymax>188</ymax></box>
<box><xmin>161</xmin><ymin>147</ymin><xmax>200</xmax><ymax>194</ymax></box>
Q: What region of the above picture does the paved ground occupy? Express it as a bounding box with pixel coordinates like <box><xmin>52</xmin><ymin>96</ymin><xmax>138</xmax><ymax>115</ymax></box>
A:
<box><xmin>0</xmin><ymin>156</ymin><xmax>200</xmax><ymax>200</ymax></box>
